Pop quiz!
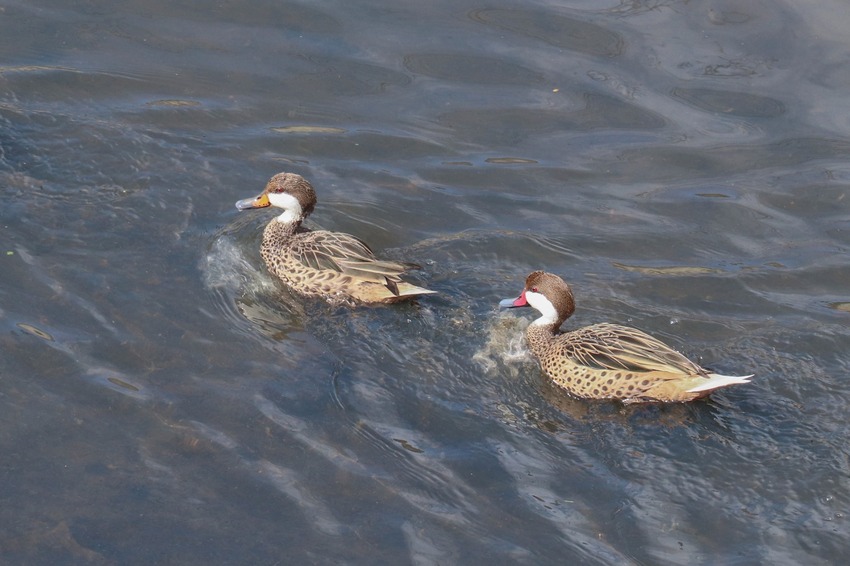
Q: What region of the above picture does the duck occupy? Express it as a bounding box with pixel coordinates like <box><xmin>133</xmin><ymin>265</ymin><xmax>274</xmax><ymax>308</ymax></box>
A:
<box><xmin>499</xmin><ymin>271</ymin><xmax>752</xmax><ymax>402</ymax></box>
<box><xmin>236</xmin><ymin>172</ymin><xmax>436</xmax><ymax>305</ymax></box>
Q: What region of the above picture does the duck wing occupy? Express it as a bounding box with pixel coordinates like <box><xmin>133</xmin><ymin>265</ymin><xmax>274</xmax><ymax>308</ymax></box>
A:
<box><xmin>292</xmin><ymin>230</ymin><xmax>411</xmax><ymax>284</ymax></box>
<box><xmin>558</xmin><ymin>323</ymin><xmax>706</xmax><ymax>375</ymax></box>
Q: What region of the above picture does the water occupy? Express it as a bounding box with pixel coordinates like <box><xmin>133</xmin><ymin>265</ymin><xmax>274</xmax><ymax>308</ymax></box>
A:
<box><xmin>2</xmin><ymin>0</ymin><xmax>849</xmax><ymax>563</ymax></box>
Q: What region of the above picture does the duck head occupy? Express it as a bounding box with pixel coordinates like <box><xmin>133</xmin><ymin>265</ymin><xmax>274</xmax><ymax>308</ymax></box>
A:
<box><xmin>235</xmin><ymin>172</ymin><xmax>317</xmax><ymax>223</ymax></box>
<box><xmin>500</xmin><ymin>270</ymin><xmax>576</xmax><ymax>328</ymax></box>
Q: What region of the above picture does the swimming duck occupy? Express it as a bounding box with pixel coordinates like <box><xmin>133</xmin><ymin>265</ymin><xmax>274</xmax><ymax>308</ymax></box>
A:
<box><xmin>500</xmin><ymin>271</ymin><xmax>752</xmax><ymax>402</ymax></box>
<box><xmin>236</xmin><ymin>172</ymin><xmax>435</xmax><ymax>305</ymax></box>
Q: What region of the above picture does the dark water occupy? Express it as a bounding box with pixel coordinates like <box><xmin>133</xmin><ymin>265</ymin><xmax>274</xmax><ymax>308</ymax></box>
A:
<box><xmin>2</xmin><ymin>0</ymin><xmax>849</xmax><ymax>563</ymax></box>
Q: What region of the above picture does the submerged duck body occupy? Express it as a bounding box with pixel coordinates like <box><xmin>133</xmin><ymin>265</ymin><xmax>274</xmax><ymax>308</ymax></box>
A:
<box><xmin>500</xmin><ymin>271</ymin><xmax>752</xmax><ymax>402</ymax></box>
<box><xmin>236</xmin><ymin>172</ymin><xmax>435</xmax><ymax>305</ymax></box>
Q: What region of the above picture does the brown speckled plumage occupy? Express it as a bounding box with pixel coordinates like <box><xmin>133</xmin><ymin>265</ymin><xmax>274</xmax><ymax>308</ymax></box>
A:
<box><xmin>236</xmin><ymin>172</ymin><xmax>435</xmax><ymax>306</ymax></box>
<box><xmin>501</xmin><ymin>271</ymin><xmax>752</xmax><ymax>402</ymax></box>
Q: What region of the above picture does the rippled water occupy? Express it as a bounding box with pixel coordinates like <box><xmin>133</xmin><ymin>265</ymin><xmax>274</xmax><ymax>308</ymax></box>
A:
<box><xmin>2</xmin><ymin>0</ymin><xmax>849</xmax><ymax>563</ymax></box>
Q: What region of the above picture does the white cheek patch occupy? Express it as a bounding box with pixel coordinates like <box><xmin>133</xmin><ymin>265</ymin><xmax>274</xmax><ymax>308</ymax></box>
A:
<box><xmin>268</xmin><ymin>192</ymin><xmax>303</xmax><ymax>223</ymax></box>
<box><xmin>525</xmin><ymin>290</ymin><xmax>559</xmax><ymax>325</ymax></box>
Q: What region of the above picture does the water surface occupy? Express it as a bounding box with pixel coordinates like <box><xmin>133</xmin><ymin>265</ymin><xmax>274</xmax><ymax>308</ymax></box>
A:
<box><xmin>2</xmin><ymin>0</ymin><xmax>849</xmax><ymax>563</ymax></box>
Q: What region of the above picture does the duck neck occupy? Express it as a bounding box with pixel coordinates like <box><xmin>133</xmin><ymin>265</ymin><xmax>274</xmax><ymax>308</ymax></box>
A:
<box><xmin>275</xmin><ymin>208</ymin><xmax>302</xmax><ymax>225</ymax></box>
<box><xmin>525</xmin><ymin>319</ymin><xmax>559</xmax><ymax>358</ymax></box>
<box><xmin>262</xmin><ymin>215</ymin><xmax>299</xmax><ymax>251</ymax></box>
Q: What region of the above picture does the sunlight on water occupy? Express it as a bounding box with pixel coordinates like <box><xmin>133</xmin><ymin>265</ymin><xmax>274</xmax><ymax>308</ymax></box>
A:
<box><xmin>3</xmin><ymin>0</ymin><xmax>850</xmax><ymax>562</ymax></box>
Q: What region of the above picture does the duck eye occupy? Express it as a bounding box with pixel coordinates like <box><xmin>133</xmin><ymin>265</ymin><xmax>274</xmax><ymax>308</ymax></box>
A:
<box><xmin>531</xmin><ymin>287</ymin><xmax>538</xmax><ymax>293</ymax></box>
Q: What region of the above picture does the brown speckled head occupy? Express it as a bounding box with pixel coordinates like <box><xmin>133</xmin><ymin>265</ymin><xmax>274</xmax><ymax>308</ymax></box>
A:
<box><xmin>235</xmin><ymin>172</ymin><xmax>317</xmax><ymax>219</ymax></box>
<box><xmin>263</xmin><ymin>172</ymin><xmax>317</xmax><ymax>218</ymax></box>
<box><xmin>523</xmin><ymin>271</ymin><xmax>576</xmax><ymax>328</ymax></box>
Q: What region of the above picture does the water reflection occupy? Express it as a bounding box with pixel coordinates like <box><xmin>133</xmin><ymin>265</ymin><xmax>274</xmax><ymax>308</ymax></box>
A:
<box><xmin>470</xmin><ymin>8</ymin><xmax>625</xmax><ymax>57</ymax></box>
<box><xmin>2</xmin><ymin>0</ymin><xmax>850</xmax><ymax>563</ymax></box>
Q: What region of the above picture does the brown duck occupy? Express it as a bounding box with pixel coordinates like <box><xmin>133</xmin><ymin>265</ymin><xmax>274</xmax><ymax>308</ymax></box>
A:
<box><xmin>236</xmin><ymin>172</ymin><xmax>435</xmax><ymax>305</ymax></box>
<box><xmin>500</xmin><ymin>271</ymin><xmax>752</xmax><ymax>402</ymax></box>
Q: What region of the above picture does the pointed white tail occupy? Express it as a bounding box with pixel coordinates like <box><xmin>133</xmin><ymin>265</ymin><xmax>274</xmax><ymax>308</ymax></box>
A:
<box><xmin>395</xmin><ymin>283</ymin><xmax>437</xmax><ymax>297</ymax></box>
<box><xmin>687</xmin><ymin>373</ymin><xmax>753</xmax><ymax>393</ymax></box>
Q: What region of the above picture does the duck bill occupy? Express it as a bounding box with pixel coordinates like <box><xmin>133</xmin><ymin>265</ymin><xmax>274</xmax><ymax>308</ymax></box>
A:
<box><xmin>235</xmin><ymin>193</ymin><xmax>270</xmax><ymax>210</ymax></box>
<box><xmin>499</xmin><ymin>291</ymin><xmax>528</xmax><ymax>309</ymax></box>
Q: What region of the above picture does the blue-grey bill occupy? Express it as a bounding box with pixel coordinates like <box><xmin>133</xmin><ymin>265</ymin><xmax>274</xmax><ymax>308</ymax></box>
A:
<box><xmin>235</xmin><ymin>197</ymin><xmax>256</xmax><ymax>210</ymax></box>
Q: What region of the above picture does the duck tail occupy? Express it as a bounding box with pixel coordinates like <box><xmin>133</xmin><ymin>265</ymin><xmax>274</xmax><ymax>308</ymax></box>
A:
<box><xmin>394</xmin><ymin>282</ymin><xmax>437</xmax><ymax>298</ymax></box>
<box><xmin>687</xmin><ymin>373</ymin><xmax>753</xmax><ymax>393</ymax></box>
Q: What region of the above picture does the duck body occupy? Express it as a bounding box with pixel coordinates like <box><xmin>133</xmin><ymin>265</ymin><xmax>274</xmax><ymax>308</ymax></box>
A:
<box><xmin>236</xmin><ymin>172</ymin><xmax>435</xmax><ymax>306</ymax></box>
<box><xmin>501</xmin><ymin>271</ymin><xmax>752</xmax><ymax>402</ymax></box>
